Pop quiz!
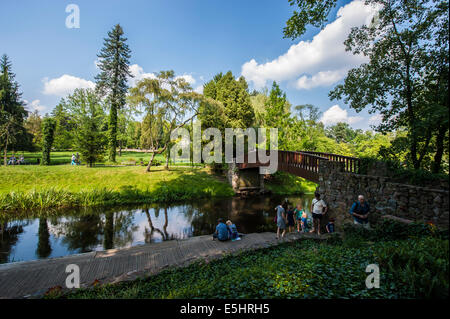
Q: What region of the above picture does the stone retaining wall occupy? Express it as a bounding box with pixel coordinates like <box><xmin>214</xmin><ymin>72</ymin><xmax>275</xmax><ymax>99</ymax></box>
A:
<box><xmin>316</xmin><ymin>160</ymin><xmax>449</xmax><ymax>227</ymax></box>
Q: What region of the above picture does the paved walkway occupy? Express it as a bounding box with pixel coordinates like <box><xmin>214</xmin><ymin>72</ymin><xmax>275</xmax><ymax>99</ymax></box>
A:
<box><xmin>0</xmin><ymin>231</ymin><xmax>327</xmax><ymax>298</ymax></box>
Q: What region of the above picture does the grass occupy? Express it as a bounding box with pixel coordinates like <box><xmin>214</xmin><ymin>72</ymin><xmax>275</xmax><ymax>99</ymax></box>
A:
<box><xmin>264</xmin><ymin>171</ymin><xmax>317</xmax><ymax>195</ymax></box>
<box><xmin>0</xmin><ymin>151</ymin><xmax>315</xmax><ymax>215</ymax></box>
<box><xmin>0</xmin><ymin>165</ymin><xmax>234</xmax><ymax>215</ymax></box>
<box><xmin>56</xmin><ymin>221</ymin><xmax>449</xmax><ymax>299</ymax></box>
<box><xmin>3</xmin><ymin>150</ymin><xmax>202</xmax><ymax>166</ymax></box>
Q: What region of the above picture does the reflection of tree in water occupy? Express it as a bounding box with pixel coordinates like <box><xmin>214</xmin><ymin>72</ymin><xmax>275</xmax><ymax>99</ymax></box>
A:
<box><xmin>188</xmin><ymin>196</ymin><xmax>297</xmax><ymax>235</ymax></box>
<box><xmin>143</xmin><ymin>207</ymin><xmax>171</xmax><ymax>243</ymax></box>
<box><xmin>0</xmin><ymin>220</ymin><xmax>29</xmax><ymax>263</ymax></box>
<box><xmin>36</xmin><ymin>218</ymin><xmax>52</xmax><ymax>258</ymax></box>
<box><xmin>103</xmin><ymin>210</ymin><xmax>137</xmax><ymax>250</ymax></box>
<box><xmin>61</xmin><ymin>215</ymin><xmax>103</xmax><ymax>253</ymax></box>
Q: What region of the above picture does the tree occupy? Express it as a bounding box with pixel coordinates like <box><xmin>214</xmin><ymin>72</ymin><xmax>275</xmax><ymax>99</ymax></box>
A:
<box><xmin>24</xmin><ymin>110</ymin><xmax>42</xmax><ymax>149</ymax></box>
<box><xmin>66</xmin><ymin>89</ymin><xmax>107</xmax><ymax>167</ymax></box>
<box><xmin>329</xmin><ymin>0</ymin><xmax>449</xmax><ymax>171</ymax></box>
<box><xmin>284</xmin><ymin>0</ymin><xmax>449</xmax><ymax>173</ymax></box>
<box><xmin>41</xmin><ymin>117</ymin><xmax>56</xmax><ymax>165</ymax></box>
<box><xmin>95</xmin><ymin>24</ymin><xmax>133</xmax><ymax>163</ymax></box>
<box><xmin>128</xmin><ymin>71</ymin><xmax>214</xmax><ymax>171</ymax></box>
<box><xmin>0</xmin><ymin>54</ymin><xmax>28</xmax><ymax>165</ymax></box>
<box><xmin>201</xmin><ymin>71</ymin><xmax>255</xmax><ymax>129</ymax></box>
<box><xmin>326</xmin><ymin>122</ymin><xmax>358</xmax><ymax>144</ymax></box>
<box><xmin>51</xmin><ymin>101</ymin><xmax>76</xmax><ymax>150</ymax></box>
<box><xmin>284</xmin><ymin>0</ymin><xmax>339</xmax><ymax>39</ymax></box>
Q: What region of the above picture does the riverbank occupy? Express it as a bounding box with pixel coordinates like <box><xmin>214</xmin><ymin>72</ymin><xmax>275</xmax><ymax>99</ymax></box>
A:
<box><xmin>0</xmin><ymin>165</ymin><xmax>315</xmax><ymax>217</ymax></box>
<box><xmin>0</xmin><ymin>166</ymin><xmax>234</xmax><ymax>215</ymax></box>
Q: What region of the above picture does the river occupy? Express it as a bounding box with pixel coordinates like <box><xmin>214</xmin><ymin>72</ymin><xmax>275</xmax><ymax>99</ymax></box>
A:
<box><xmin>0</xmin><ymin>194</ymin><xmax>314</xmax><ymax>264</ymax></box>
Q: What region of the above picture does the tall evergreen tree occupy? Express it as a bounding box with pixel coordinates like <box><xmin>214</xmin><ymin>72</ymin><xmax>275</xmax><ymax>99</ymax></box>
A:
<box><xmin>0</xmin><ymin>54</ymin><xmax>28</xmax><ymax>165</ymax></box>
<box><xmin>95</xmin><ymin>24</ymin><xmax>132</xmax><ymax>162</ymax></box>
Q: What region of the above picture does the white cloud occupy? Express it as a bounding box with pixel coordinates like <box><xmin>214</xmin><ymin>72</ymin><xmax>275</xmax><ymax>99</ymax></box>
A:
<box><xmin>194</xmin><ymin>85</ymin><xmax>204</xmax><ymax>94</ymax></box>
<box><xmin>129</xmin><ymin>64</ymin><xmax>200</xmax><ymax>90</ymax></box>
<box><xmin>320</xmin><ymin>104</ymin><xmax>363</xmax><ymax>126</ymax></box>
<box><xmin>295</xmin><ymin>69</ymin><xmax>348</xmax><ymax>90</ymax></box>
<box><xmin>23</xmin><ymin>99</ymin><xmax>47</xmax><ymax>113</ymax></box>
<box><xmin>176</xmin><ymin>74</ymin><xmax>196</xmax><ymax>86</ymax></box>
<box><xmin>129</xmin><ymin>64</ymin><xmax>156</xmax><ymax>86</ymax></box>
<box><xmin>368</xmin><ymin>114</ymin><xmax>383</xmax><ymax>125</ymax></box>
<box><xmin>42</xmin><ymin>74</ymin><xmax>95</xmax><ymax>97</ymax></box>
<box><xmin>241</xmin><ymin>0</ymin><xmax>379</xmax><ymax>89</ymax></box>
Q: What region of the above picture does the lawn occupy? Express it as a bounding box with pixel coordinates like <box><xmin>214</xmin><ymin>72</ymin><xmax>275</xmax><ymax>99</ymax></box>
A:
<box><xmin>57</xmin><ymin>220</ymin><xmax>449</xmax><ymax>299</ymax></box>
<box><xmin>3</xmin><ymin>150</ymin><xmax>198</xmax><ymax>166</ymax></box>
<box><xmin>1</xmin><ymin>150</ymin><xmax>316</xmax><ymax>214</ymax></box>
<box><xmin>0</xmin><ymin>165</ymin><xmax>234</xmax><ymax>214</ymax></box>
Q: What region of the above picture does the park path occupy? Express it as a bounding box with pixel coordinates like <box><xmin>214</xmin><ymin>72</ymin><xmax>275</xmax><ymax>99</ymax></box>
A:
<box><xmin>0</xmin><ymin>231</ymin><xmax>324</xmax><ymax>298</ymax></box>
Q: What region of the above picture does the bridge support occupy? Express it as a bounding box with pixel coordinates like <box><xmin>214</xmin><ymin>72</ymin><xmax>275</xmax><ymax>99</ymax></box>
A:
<box><xmin>227</xmin><ymin>161</ymin><xmax>264</xmax><ymax>195</ymax></box>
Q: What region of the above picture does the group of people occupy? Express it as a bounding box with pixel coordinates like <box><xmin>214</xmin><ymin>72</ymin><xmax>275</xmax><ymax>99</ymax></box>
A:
<box><xmin>212</xmin><ymin>219</ymin><xmax>241</xmax><ymax>242</ymax></box>
<box><xmin>212</xmin><ymin>193</ymin><xmax>371</xmax><ymax>242</ymax></box>
<box><xmin>274</xmin><ymin>193</ymin><xmax>370</xmax><ymax>239</ymax></box>
<box><xmin>71</xmin><ymin>153</ymin><xmax>81</xmax><ymax>165</ymax></box>
<box><xmin>7</xmin><ymin>155</ymin><xmax>25</xmax><ymax>165</ymax></box>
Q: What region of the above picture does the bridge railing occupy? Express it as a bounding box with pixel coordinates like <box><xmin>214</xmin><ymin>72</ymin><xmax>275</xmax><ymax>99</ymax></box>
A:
<box><xmin>279</xmin><ymin>151</ymin><xmax>330</xmax><ymax>174</ymax></box>
<box><xmin>298</xmin><ymin>151</ymin><xmax>361</xmax><ymax>173</ymax></box>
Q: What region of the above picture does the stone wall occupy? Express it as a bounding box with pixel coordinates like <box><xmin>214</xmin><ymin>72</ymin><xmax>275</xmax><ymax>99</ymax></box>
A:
<box><xmin>316</xmin><ymin>160</ymin><xmax>449</xmax><ymax>228</ymax></box>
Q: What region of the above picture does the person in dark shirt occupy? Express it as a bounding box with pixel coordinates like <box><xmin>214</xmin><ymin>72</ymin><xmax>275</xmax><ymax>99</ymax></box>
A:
<box><xmin>286</xmin><ymin>205</ymin><xmax>295</xmax><ymax>233</ymax></box>
<box><xmin>213</xmin><ymin>218</ymin><xmax>230</xmax><ymax>241</ymax></box>
<box><xmin>349</xmin><ymin>195</ymin><xmax>370</xmax><ymax>229</ymax></box>
<box><xmin>326</xmin><ymin>218</ymin><xmax>335</xmax><ymax>233</ymax></box>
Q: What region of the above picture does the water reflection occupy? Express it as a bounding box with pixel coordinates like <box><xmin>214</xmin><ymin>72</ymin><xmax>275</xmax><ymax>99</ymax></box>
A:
<box><xmin>0</xmin><ymin>194</ymin><xmax>313</xmax><ymax>264</ymax></box>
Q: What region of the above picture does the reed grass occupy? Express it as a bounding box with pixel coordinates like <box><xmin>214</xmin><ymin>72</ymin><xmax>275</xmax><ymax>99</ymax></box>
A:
<box><xmin>0</xmin><ymin>165</ymin><xmax>234</xmax><ymax>215</ymax></box>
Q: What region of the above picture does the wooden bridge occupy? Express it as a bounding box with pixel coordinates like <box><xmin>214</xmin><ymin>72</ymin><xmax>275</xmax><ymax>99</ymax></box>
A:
<box><xmin>237</xmin><ymin>150</ymin><xmax>360</xmax><ymax>183</ymax></box>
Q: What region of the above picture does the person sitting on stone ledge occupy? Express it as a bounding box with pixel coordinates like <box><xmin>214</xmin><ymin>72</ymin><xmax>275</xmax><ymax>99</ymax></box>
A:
<box><xmin>350</xmin><ymin>195</ymin><xmax>370</xmax><ymax>229</ymax></box>
<box><xmin>213</xmin><ymin>218</ymin><xmax>230</xmax><ymax>241</ymax></box>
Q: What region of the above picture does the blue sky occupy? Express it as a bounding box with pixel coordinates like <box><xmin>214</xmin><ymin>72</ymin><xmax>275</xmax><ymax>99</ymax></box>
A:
<box><xmin>0</xmin><ymin>0</ymin><xmax>382</xmax><ymax>129</ymax></box>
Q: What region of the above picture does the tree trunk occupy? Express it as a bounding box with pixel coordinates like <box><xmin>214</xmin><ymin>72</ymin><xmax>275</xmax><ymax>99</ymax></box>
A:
<box><xmin>165</xmin><ymin>148</ymin><xmax>170</xmax><ymax>170</ymax></box>
<box><xmin>109</xmin><ymin>102</ymin><xmax>117</xmax><ymax>163</ymax></box>
<box><xmin>432</xmin><ymin>124</ymin><xmax>447</xmax><ymax>174</ymax></box>
<box><xmin>146</xmin><ymin>152</ymin><xmax>156</xmax><ymax>172</ymax></box>
<box><xmin>3</xmin><ymin>146</ymin><xmax>7</xmax><ymax>166</ymax></box>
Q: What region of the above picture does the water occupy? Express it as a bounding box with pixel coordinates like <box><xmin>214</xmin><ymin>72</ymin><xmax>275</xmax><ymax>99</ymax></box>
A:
<box><xmin>0</xmin><ymin>194</ymin><xmax>314</xmax><ymax>264</ymax></box>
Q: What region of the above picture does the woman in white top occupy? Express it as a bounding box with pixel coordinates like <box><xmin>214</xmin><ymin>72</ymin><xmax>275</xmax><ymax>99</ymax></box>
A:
<box><xmin>310</xmin><ymin>193</ymin><xmax>327</xmax><ymax>235</ymax></box>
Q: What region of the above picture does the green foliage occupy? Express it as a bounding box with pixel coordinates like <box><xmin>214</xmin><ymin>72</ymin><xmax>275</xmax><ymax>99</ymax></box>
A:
<box><xmin>95</xmin><ymin>24</ymin><xmax>133</xmax><ymax>162</ymax></box>
<box><xmin>66</xmin><ymin>89</ymin><xmax>107</xmax><ymax>167</ymax></box>
<box><xmin>265</xmin><ymin>171</ymin><xmax>317</xmax><ymax>195</ymax></box>
<box><xmin>61</xmin><ymin>231</ymin><xmax>448</xmax><ymax>299</ymax></box>
<box><xmin>283</xmin><ymin>0</ymin><xmax>339</xmax><ymax>40</ymax></box>
<box><xmin>0</xmin><ymin>166</ymin><xmax>234</xmax><ymax>213</ymax></box>
<box><xmin>201</xmin><ymin>71</ymin><xmax>255</xmax><ymax>130</ymax></box>
<box><xmin>330</xmin><ymin>0</ymin><xmax>449</xmax><ymax>172</ymax></box>
<box><xmin>51</xmin><ymin>101</ymin><xmax>76</xmax><ymax>150</ymax></box>
<box><xmin>0</xmin><ymin>54</ymin><xmax>29</xmax><ymax>162</ymax></box>
<box><xmin>359</xmin><ymin>156</ymin><xmax>449</xmax><ymax>187</ymax></box>
<box><xmin>40</xmin><ymin>117</ymin><xmax>56</xmax><ymax>165</ymax></box>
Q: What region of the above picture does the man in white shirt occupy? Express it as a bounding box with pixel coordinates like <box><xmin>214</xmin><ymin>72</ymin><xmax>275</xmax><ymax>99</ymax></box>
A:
<box><xmin>310</xmin><ymin>192</ymin><xmax>327</xmax><ymax>235</ymax></box>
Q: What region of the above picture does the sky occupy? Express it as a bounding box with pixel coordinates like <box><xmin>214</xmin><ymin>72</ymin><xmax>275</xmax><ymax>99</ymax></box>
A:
<box><xmin>0</xmin><ymin>0</ymin><xmax>383</xmax><ymax>130</ymax></box>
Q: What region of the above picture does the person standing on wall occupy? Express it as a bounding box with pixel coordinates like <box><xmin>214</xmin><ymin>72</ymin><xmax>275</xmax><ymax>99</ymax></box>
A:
<box><xmin>310</xmin><ymin>193</ymin><xmax>327</xmax><ymax>235</ymax></box>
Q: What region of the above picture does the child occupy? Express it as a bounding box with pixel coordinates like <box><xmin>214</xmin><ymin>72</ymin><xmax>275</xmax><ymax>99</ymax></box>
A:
<box><xmin>294</xmin><ymin>204</ymin><xmax>304</xmax><ymax>232</ymax></box>
<box><xmin>286</xmin><ymin>205</ymin><xmax>295</xmax><ymax>233</ymax></box>
<box><xmin>326</xmin><ymin>218</ymin><xmax>335</xmax><ymax>233</ymax></box>
<box><xmin>226</xmin><ymin>220</ymin><xmax>240</xmax><ymax>241</ymax></box>
<box><xmin>301</xmin><ymin>210</ymin><xmax>308</xmax><ymax>232</ymax></box>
